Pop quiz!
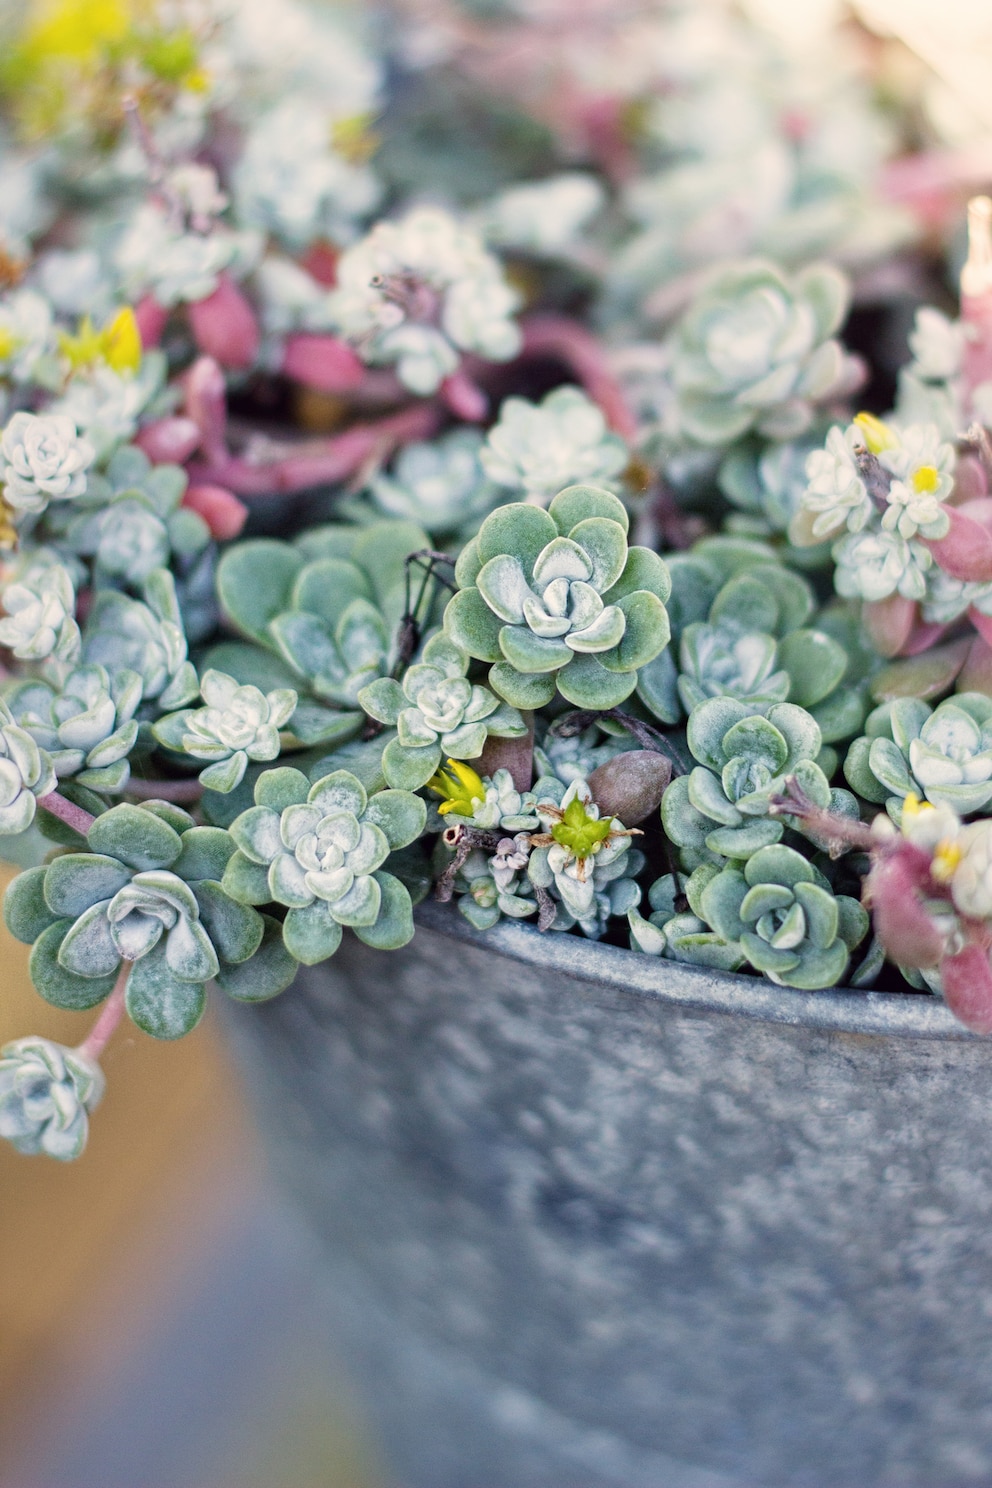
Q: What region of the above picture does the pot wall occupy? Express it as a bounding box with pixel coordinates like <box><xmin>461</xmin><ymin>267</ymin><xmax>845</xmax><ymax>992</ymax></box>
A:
<box><xmin>225</xmin><ymin>902</ymin><xmax>992</xmax><ymax>1488</ymax></box>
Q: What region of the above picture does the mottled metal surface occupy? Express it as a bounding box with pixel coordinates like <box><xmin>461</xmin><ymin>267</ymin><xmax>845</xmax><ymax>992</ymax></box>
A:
<box><xmin>225</xmin><ymin>902</ymin><xmax>992</xmax><ymax>1487</ymax></box>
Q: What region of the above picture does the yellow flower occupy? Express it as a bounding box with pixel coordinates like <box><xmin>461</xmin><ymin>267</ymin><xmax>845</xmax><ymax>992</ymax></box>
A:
<box><xmin>911</xmin><ymin>465</ymin><xmax>941</xmax><ymax>495</ymax></box>
<box><xmin>59</xmin><ymin>307</ymin><xmax>142</xmax><ymax>376</ymax></box>
<box><xmin>330</xmin><ymin>114</ymin><xmax>379</xmax><ymax>166</ymax></box>
<box><xmin>17</xmin><ymin>0</ymin><xmax>132</xmax><ymax>65</ymax></box>
<box><xmin>854</xmin><ymin>411</ymin><xmax>898</xmax><ymax>456</ymax></box>
<box><xmin>427</xmin><ymin>759</ymin><xmax>487</xmax><ymax>817</ymax></box>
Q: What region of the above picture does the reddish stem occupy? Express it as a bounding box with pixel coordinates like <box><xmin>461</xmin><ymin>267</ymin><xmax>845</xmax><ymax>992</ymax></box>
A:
<box><xmin>77</xmin><ymin>962</ymin><xmax>130</xmax><ymax>1062</ymax></box>
<box><xmin>37</xmin><ymin>791</ymin><xmax>95</xmax><ymax>837</ymax></box>
<box><xmin>188</xmin><ymin>404</ymin><xmax>441</xmax><ymax>497</ymax></box>
<box><xmin>519</xmin><ymin>315</ymin><xmax>638</xmax><ymax>440</ymax></box>
<box><xmin>126</xmin><ymin>777</ymin><xmax>204</xmax><ymax>803</ymax></box>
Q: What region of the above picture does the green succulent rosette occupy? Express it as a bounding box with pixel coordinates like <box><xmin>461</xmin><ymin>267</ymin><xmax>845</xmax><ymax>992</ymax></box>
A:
<box><xmin>443</xmin><ymin>484</ymin><xmax>671</xmax><ymax>711</ymax></box>
<box><xmin>698</xmin><ymin>844</ymin><xmax>868</xmax><ymax>989</ymax></box>
<box><xmin>844</xmin><ymin>693</ymin><xmax>992</xmax><ymax>821</ymax></box>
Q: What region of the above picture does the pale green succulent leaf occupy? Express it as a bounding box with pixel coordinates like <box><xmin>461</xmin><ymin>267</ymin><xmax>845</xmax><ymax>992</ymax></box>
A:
<box><xmin>44</xmin><ymin>853</ymin><xmax>131</xmax><ymax>918</ymax></box>
<box><xmin>555</xmin><ymin>652</ymin><xmax>636</xmax><ymax>709</ymax></box>
<box><xmin>282</xmin><ymin>899</ymin><xmax>344</xmax><ymax>965</ymax></box>
<box><xmin>88</xmin><ymin>805</ymin><xmax>183</xmax><ymax>872</ymax></box>
<box><xmin>4</xmin><ymin>866</ymin><xmax>61</xmax><ymax>945</ymax></box>
<box><xmin>352</xmin><ymin>871</ymin><xmax>415</xmax><ymax>949</ymax></box>
<box><xmin>194</xmin><ymin>881</ymin><xmax>264</xmax><ymax>964</ymax></box>
<box><xmin>126</xmin><ymin>947</ymin><xmax>206</xmax><ymax>1039</ymax></box>
<box><xmin>216</xmin><ymin>914</ymin><xmax>298</xmax><ymax>1002</ymax></box>
<box><xmin>549</xmin><ymin>484</ymin><xmax>629</xmax><ymax>536</ymax></box>
<box><xmin>30</xmin><ymin>920</ymin><xmax>118</xmax><ymax>1010</ymax></box>
<box><xmin>216</xmin><ymin>540</ymin><xmax>302</xmax><ymax>644</ymax></box>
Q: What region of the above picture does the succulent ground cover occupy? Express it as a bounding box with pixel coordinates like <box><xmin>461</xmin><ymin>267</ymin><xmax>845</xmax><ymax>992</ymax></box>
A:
<box><xmin>2</xmin><ymin>0</ymin><xmax>992</xmax><ymax>1157</ymax></box>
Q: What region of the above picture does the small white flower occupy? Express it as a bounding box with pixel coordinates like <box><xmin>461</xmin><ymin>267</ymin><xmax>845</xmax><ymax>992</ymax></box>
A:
<box><xmin>481</xmin><ymin>386</ymin><xmax>628</xmax><ymax>503</ymax></box>
<box><xmin>833</xmin><ymin>528</ymin><xmax>932</xmax><ymax>603</ymax></box>
<box><xmin>328</xmin><ymin>207</ymin><xmax>521</xmax><ymax>394</ymax></box>
<box><xmin>114</xmin><ymin>203</ymin><xmax>261</xmax><ymax>308</ymax></box>
<box><xmin>0</xmin><ymin>561</ymin><xmax>79</xmax><ymax>662</ymax></box>
<box><xmin>491</xmin><ymin>833</ymin><xmax>532</xmax><ymax>891</ymax></box>
<box><xmin>166</xmin><ymin>163</ymin><xmax>229</xmax><ymax>222</ymax></box>
<box><xmin>879</xmin><ymin>423</ymin><xmax>954</xmax><ymax>540</ymax></box>
<box><xmin>0</xmin><ymin>412</ymin><xmax>94</xmax><ymax>516</ymax></box>
<box><xmin>801</xmin><ymin>424</ymin><xmax>872</xmax><ymax>540</ymax></box>
<box><xmin>951</xmin><ymin>819</ymin><xmax>992</xmax><ymax>921</ymax></box>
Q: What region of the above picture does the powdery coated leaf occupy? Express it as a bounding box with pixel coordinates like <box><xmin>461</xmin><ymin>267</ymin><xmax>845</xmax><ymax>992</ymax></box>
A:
<box><xmin>867</xmin><ymin>737</ymin><xmax>915</xmax><ymax>798</ymax></box>
<box><xmin>58</xmin><ymin>903</ymin><xmax>119</xmax><ymax>978</ymax></box>
<box><xmin>282</xmin><ymin>899</ymin><xmax>344</xmax><ymax>965</ymax></box>
<box><xmin>230</xmin><ymin>805</ymin><xmax>283</xmax><ymax>865</ymax></box>
<box><xmin>254</xmin><ymin>768</ymin><xmax>311</xmax><ymax>812</ymax></box>
<box><xmin>477</xmin><ymin>503</ymin><xmax>557</xmax><ymax>575</ymax></box>
<box><xmin>606</xmin><ymin>591</ymin><xmax>669</xmax><ymax>672</ymax></box>
<box><xmin>549</xmin><ymin>484</ymin><xmax>629</xmax><ymax>537</ymax></box>
<box><xmin>44</xmin><ymin>854</ymin><xmax>131</xmax><ymax>919</ymax></box>
<box><xmin>700</xmin><ymin>869</ymin><xmax>748</xmax><ymax>943</ymax></box>
<box><xmin>30</xmin><ymin>921</ymin><xmax>119</xmax><ymax>1011</ymax></box>
<box><xmin>686</xmin><ymin>697</ymin><xmax>752</xmax><ymax>771</ymax></box>
<box><xmin>290</xmin><ymin>557</ymin><xmax>372</xmax><ymax>629</ymax></box>
<box><xmin>705</xmin><ymin>820</ymin><xmax>782</xmax><ymax>858</ymax></box>
<box><xmin>744</xmin><ymin>843</ymin><xmax>816</xmax><ymax>889</ymax></box>
<box><xmin>362</xmin><ymin>790</ymin><xmax>427</xmax><ymax>851</ymax></box>
<box><xmin>486</xmin><ymin>662</ymin><xmax>557</xmax><ymax>711</ymax></box>
<box><xmin>216</xmin><ymin>915</ymin><xmax>298</xmax><ymax>1003</ymax></box>
<box><xmin>660</xmin><ymin>776</ymin><xmax>711</xmax><ymax>851</ymax></box>
<box><xmin>721</xmin><ymin>716</ymin><xmax>789</xmax><ymax>776</ymax></box>
<box><xmin>172</xmin><ymin>827</ymin><xmax>236</xmax><ymax>884</ymax></box>
<box><xmin>216</xmin><ymin>541</ymin><xmax>302</xmax><ymax>644</ymax></box>
<box><xmin>766</xmin><ymin>703</ymin><xmax>822</xmax><ymax>770</ymax></box>
<box><xmin>200</xmin><ymin>642</ymin><xmax>301</xmax><ymax>694</ymax></box>
<box><xmin>358</xmin><ymin>677</ymin><xmax>405</xmax><ymax>727</ymax></box>
<box><xmin>777</xmin><ymin>630</ymin><xmax>847</xmax><ymax>709</ymax></box>
<box><xmin>795</xmin><ymin>262</ymin><xmax>850</xmax><ymax>340</ymax></box>
<box><xmin>688</xmin><ymin>767</ymin><xmax>742</xmax><ymax>827</ymax></box>
<box><xmin>88</xmin><ymin>805</ymin><xmax>183</xmax><ymax>872</ymax></box>
<box><xmin>125</xmin><ymin>949</ymin><xmax>206</xmax><ymax>1040</ymax></box>
<box><xmin>194</xmin><ymin>882</ymin><xmax>264</xmax><ymax>965</ymax></box>
<box><xmin>4</xmin><ymin>866</ymin><xmax>61</xmax><ymax>945</ymax></box>
<box><xmin>307</xmin><ymin>770</ymin><xmax>367</xmax><ymax>819</ymax></box>
<box><xmin>329</xmin><ymin>873</ymin><xmax>381</xmax><ymax>928</ymax></box>
<box><xmin>163</xmin><ymin>914</ymin><xmax>219</xmax><ymax>983</ymax></box>
<box><xmin>352</xmin><ymin>871</ymin><xmax>414</xmax><ymax>950</ymax></box>
<box><xmin>603</xmin><ymin>547</ymin><xmax>672</xmax><ymax>607</ymax></box>
<box><xmin>498</xmin><ymin>626</ymin><xmax>571</xmax><ymax>674</ymax></box>
<box><xmin>199</xmin><ymin>753</ymin><xmax>248</xmax><ymax>794</ymax></box>
<box><xmin>556</xmin><ymin>652</ymin><xmax>637</xmax><ymax>710</ymax></box>
<box><xmin>221</xmin><ymin>850</ymin><xmax>272</xmax><ymax>906</ymax></box>
<box><xmin>382</xmin><ymin>737</ymin><xmax>442</xmax><ymax>792</ymax></box>
<box><xmin>444</xmin><ymin>587</ymin><xmax>504</xmax><ymax>663</ymax></box>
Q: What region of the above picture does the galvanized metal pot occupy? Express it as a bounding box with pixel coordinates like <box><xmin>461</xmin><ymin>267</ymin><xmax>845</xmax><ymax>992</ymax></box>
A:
<box><xmin>224</xmin><ymin>899</ymin><xmax>992</xmax><ymax>1488</ymax></box>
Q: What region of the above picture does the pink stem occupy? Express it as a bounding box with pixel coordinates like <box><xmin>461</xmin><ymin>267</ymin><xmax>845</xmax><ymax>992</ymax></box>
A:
<box><xmin>37</xmin><ymin>791</ymin><xmax>96</xmax><ymax>837</ymax></box>
<box><xmin>77</xmin><ymin>962</ymin><xmax>130</xmax><ymax>1062</ymax></box>
<box><xmin>188</xmin><ymin>404</ymin><xmax>441</xmax><ymax>497</ymax></box>
<box><xmin>519</xmin><ymin>315</ymin><xmax>639</xmax><ymax>440</ymax></box>
<box><xmin>441</xmin><ymin>370</ymin><xmax>489</xmax><ymax>422</ymax></box>
<box><xmin>125</xmin><ymin>777</ymin><xmax>204</xmax><ymax>803</ymax></box>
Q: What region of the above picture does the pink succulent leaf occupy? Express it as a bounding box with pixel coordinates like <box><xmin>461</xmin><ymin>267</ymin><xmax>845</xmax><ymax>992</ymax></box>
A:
<box><xmin>968</xmin><ymin>606</ymin><xmax>992</xmax><ymax>649</ymax></box>
<box><xmin>951</xmin><ymin>453</ymin><xmax>989</xmax><ymax>505</ymax></box>
<box><xmin>923</xmin><ymin>506</ymin><xmax>992</xmax><ymax>582</ymax></box>
<box><xmin>440</xmin><ymin>370</ymin><xmax>489</xmax><ymax>423</ymax></box>
<box><xmin>901</xmin><ymin>619</ymin><xmax>951</xmax><ymax>656</ymax></box>
<box><xmin>134</xmin><ymin>294</ymin><xmax>169</xmax><ymax>348</ymax></box>
<box><xmin>868</xmin><ymin>850</ymin><xmax>949</xmax><ymax>970</ymax></box>
<box><xmin>135</xmin><ymin>416</ymin><xmax>201</xmax><ymax>465</ymax></box>
<box><xmin>187</xmin><ymin>273</ymin><xmax>260</xmax><ymax>372</ymax></box>
<box><xmin>941</xmin><ymin>943</ymin><xmax>992</xmax><ymax>1034</ymax></box>
<box><xmin>281</xmin><ymin>334</ymin><xmax>365</xmax><ymax>393</ymax></box>
<box><xmin>182</xmin><ymin>356</ymin><xmax>229</xmax><ymax>465</ymax></box>
<box><xmin>182</xmin><ymin>483</ymin><xmax>248</xmax><ymax>540</ymax></box>
<box><xmin>863</xmin><ymin>594</ymin><xmax>917</xmax><ymax>657</ymax></box>
<box><xmin>959</xmin><ymin>634</ymin><xmax>992</xmax><ymax>694</ymax></box>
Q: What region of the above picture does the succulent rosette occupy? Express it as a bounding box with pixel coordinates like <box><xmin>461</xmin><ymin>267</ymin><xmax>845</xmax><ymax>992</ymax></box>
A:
<box><xmin>0</xmin><ymin>1036</ymin><xmax>104</xmax><ymax>1161</ymax></box>
<box><xmin>444</xmin><ymin>485</ymin><xmax>671</xmax><ymax>711</ymax></box>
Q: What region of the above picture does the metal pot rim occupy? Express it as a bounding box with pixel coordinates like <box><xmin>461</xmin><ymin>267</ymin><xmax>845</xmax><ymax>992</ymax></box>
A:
<box><xmin>414</xmin><ymin>900</ymin><xmax>975</xmax><ymax>1041</ymax></box>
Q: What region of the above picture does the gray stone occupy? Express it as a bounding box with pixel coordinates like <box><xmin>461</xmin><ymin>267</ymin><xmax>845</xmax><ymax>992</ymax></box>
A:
<box><xmin>224</xmin><ymin>901</ymin><xmax>992</xmax><ymax>1487</ymax></box>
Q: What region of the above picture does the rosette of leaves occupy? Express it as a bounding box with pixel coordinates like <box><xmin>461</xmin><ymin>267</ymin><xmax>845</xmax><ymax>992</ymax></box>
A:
<box><xmin>698</xmin><ymin>844</ymin><xmax>868</xmax><ymax>989</ymax></box>
<box><xmin>667</xmin><ymin>258</ymin><xmax>856</xmax><ymax>445</ymax></box>
<box><xmin>82</xmin><ymin>568</ymin><xmax>199</xmax><ymax>709</ymax></box>
<box><xmin>661</xmin><ymin>698</ymin><xmax>834</xmax><ymax>863</ymax></box>
<box><xmin>152</xmin><ymin>668</ymin><xmax>298</xmax><ymax>793</ymax></box>
<box><xmin>0</xmin><ymin>1036</ymin><xmax>104</xmax><ymax>1161</ymax></box>
<box><xmin>223</xmin><ymin>766</ymin><xmax>426</xmax><ymax>963</ymax></box>
<box><xmin>212</xmin><ymin>520</ymin><xmax>433</xmax><ymax>749</ymax></box>
<box><xmin>527</xmin><ymin>776</ymin><xmax>643</xmax><ymax>933</ymax></box>
<box><xmin>844</xmin><ymin>694</ymin><xmax>992</xmax><ymax>820</ymax></box>
<box><xmin>627</xmin><ymin>870</ymin><xmax>744</xmax><ymax>972</ymax></box>
<box><xmin>0</xmin><ymin>698</ymin><xmax>57</xmax><ymax>834</ymax></box>
<box><xmin>358</xmin><ymin>633</ymin><xmax>526</xmax><ymax>791</ymax></box>
<box><xmin>444</xmin><ymin>841</ymin><xmax>539</xmax><ymax>932</ymax></box>
<box><xmin>49</xmin><ymin>444</ymin><xmax>210</xmax><ymax>583</ymax></box>
<box><xmin>361</xmin><ymin>429</ymin><xmax>500</xmax><ymax>539</ymax></box>
<box><xmin>444</xmin><ymin>485</ymin><xmax>671</xmax><ymax>711</ymax></box>
<box><xmin>3</xmin><ymin>803</ymin><xmax>294</xmax><ymax>1039</ymax></box>
<box><xmin>4</xmin><ymin>665</ymin><xmax>142</xmax><ymax>793</ymax></box>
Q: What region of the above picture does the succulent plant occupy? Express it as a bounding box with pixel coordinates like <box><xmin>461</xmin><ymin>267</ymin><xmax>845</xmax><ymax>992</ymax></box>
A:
<box><xmin>667</xmin><ymin>259</ymin><xmax>857</xmax><ymax>446</ymax></box>
<box><xmin>844</xmin><ymin>694</ymin><xmax>992</xmax><ymax>820</ymax></box>
<box><xmin>445</xmin><ymin>484</ymin><xmax>671</xmax><ymax>711</ymax></box>
<box><xmin>82</xmin><ymin>568</ymin><xmax>199</xmax><ymax>709</ymax></box>
<box><xmin>0</xmin><ymin>1036</ymin><xmax>104</xmax><ymax>1160</ymax></box>
<box><xmin>4</xmin><ymin>665</ymin><xmax>141</xmax><ymax>793</ymax></box>
<box><xmin>152</xmin><ymin>668</ymin><xmax>298</xmax><ymax>793</ymax></box>
<box><xmin>359</xmin><ymin>633</ymin><xmax>526</xmax><ymax>791</ymax></box>
<box><xmin>627</xmin><ymin>871</ymin><xmax>745</xmax><ymax>971</ymax></box>
<box><xmin>363</xmin><ymin>429</ymin><xmax>499</xmax><ymax>537</ymax></box>
<box><xmin>0</xmin><ymin>412</ymin><xmax>94</xmax><ymax>517</ymax></box>
<box><xmin>327</xmin><ymin>207</ymin><xmax>522</xmax><ymax>394</ymax></box>
<box><xmin>698</xmin><ymin>843</ymin><xmax>868</xmax><ymax>988</ymax></box>
<box><xmin>3</xmin><ymin>802</ymin><xmax>291</xmax><ymax>1038</ymax></box>
<box><xmin>427</xmin><ymin>759</ymin><xmax>539</xmax><ymax>832</ymax></box>
<box><xmin>224</xmin><ymin>766</ymin><xmax>425</xmax><ymax>962</ymax></box>
<box><xmin>213</xmin><ymin>520</ymin><xmax>432</xmax><ymax>749</ymax></box>
<box><xmin>0</xmin><ymin>699</ymin><xmax>57</xmax><ymax>834</ymax></box>
<box><xmin>528</xmin><ymin>776</ymin><xmax>643</xmax><ymax>931</ymax></box>
<box><xmin>480</xmin><ymin>387</ymin><xmax>629</xmax><ymax>505</ymax></box>
<box><xmin>0</xmin><ymin>559</ymin><xmax>80</xmax><ymax>662</ymax></box>
<box><xmin>661</xmin><ymin>697</ymin><xmax>835</xmax><ymax>863</ymax></box>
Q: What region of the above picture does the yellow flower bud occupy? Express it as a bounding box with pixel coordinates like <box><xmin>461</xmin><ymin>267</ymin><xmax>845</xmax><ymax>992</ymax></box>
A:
<box><xmin>853</xmin><ymin>412</ymin><xmax>898</xmax><ymax>455</ymax></box>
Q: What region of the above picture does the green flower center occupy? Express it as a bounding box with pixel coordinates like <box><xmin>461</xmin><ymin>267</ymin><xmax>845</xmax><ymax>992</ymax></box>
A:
<box><xmin>550</xmin><ymin>796</ymin><xmax>613</xmax><ymax>857</ymax></box>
